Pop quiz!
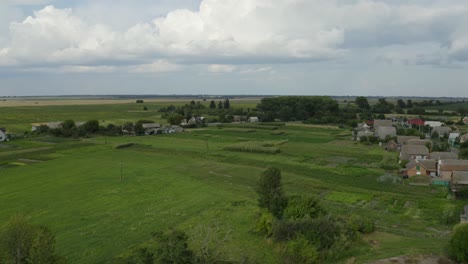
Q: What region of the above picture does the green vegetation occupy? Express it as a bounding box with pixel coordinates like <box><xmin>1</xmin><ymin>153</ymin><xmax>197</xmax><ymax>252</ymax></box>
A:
<box><xmin>448</xmin><ymin>223</ymin><xmax>468</xmax><ymax>263</ymax></box>
<box><xmin>0</xmin><ymin>101</ymin><xmax>466</xmax><ymax>263</ymax></box>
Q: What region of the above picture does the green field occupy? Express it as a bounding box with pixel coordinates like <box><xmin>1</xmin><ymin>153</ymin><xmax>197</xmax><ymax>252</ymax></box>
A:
<box><xmin>0</xmin><ymin>102</ymin><xmax>465</xmax><ymax>263</ymax></box>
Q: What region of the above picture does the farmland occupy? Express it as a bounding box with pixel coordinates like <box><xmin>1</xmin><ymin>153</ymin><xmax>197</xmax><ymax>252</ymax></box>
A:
<box><xmin>0</xmin><ymin>100</ymin><xmax>464</xmax><ymax>263</ymax></box>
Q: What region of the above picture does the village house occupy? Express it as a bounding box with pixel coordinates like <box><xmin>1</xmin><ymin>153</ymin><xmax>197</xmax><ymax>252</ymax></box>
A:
<box><xmin>452</xmin><ymin>171</ymin><xmax>468</xmax><ymax>192</ymax></box>
<box><xmin>375</xmin><ymin>126</ymin><xmax>396</xmax><ymax>140</ymax></box>
<box><xmin>430</xmin><ymin>151</ymin><xmax>458</xmax><ymax>160</ymax></box>
<box><xmin>407</xmin><ymin>118</ymin><xmax>425</xmax><ymax>127</ymax></box>
<box><xmin>397</xmin><ymin>136</ymin><xmax>420</xmax><ymax>146</ymax></box>
<box><xmin>407</xmin><ymin>139</ymin><xmax>433</xmax><ymax>150</ymax></box>
<box><xmin>0</xmin><ymin>128</ymin><xmax>7</xmax><ymax>142</ymax></box>
<box><xmin>374</xmin><ymin>119</ymin><xmax>393</xmax><ymax>129</ymax></box>
<box><xmin>356</xmin><ymin>131</ymin><xmax>374</xmax><ymax>141</ymax></box>
<box><xmin>431</xmin><ymin>126</ymin><xmax>451</xmax><ymax>137</ymax></box>
<box><xmin>461</xmin><ymin>205</ymin><xmax>468</xmax><ymax>223</ymax></box>
<box><xmin>400</xmin><ymin>145</ymin><xmax>429</xmax><ymax>161</ymax></box>
<box><xmin>142</xmin><ymin>123</ymin><xmax>162</xmax><ymax>135</ymax></box>
<box><xmin>437</xmin><ymin>159</ymin><xmax>468</xmax><ymax>182</ymax></box>
<box><xmin>248</xmin><ymin>116</ymin><xmax>259</xmax><ymax>123</ymax></box>
<box><xmin>425</xmin><ymin>121</ymin><xmax>444</xmax><ymax>128</ymax></box>
<box><xmin>405</xmin><ymin>159</ymin><xmax>437</xmax><ymax>177</ymax></box>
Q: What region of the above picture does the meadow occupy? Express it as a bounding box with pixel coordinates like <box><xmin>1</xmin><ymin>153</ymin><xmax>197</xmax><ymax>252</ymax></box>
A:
<box><xmin>0</xmin><ymin>100</ymin><xmax>465</xmax><ymax>263</ymax></box>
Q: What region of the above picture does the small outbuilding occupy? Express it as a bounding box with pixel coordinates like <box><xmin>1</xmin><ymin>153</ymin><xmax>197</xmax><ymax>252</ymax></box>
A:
<box><xmin>248</xmin><ymin>117</ymin><xmax>259</xmax><ymax>123</ymax></box>
<box><xmin>0</xmin><ymin>128</ymin><xmax>7</xmax><ymax>142</ymax></box>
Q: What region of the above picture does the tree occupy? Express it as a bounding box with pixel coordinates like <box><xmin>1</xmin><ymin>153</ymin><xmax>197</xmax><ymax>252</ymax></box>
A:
<box><xmin>0</xmin><ymin>215</ymin><xmax>64</xmax><ymax>264</ymax></box>
<box><xmin>355</xmin><ymin>96</ymin><xmax>370</xmax><ymax>110</ymax></box>
<box><xmin>406</xmin><ymin>99</ymin><xmax>413</xmax><ymax>108</ymax></box>
<box><xmin>209</xmin><ymin>100</ymin><xmax>216</xmax><ymax>109</ymax></box>
<box><xmin>217</xmin><ymin>101</ymin><xmax>223</xmax><ymax>110</ymax></box>
<box><xmin>397</xmin><ymin>99</ymin><xmax>406</xmax><ymax>108</ymax></box>
<box><xmin>255</xmin><ymin>167</ymin><xmax>288</xmax><ymax>219</ymax></box>
<box><xmin>223</xmin><ymin>98</ymin><xmax>230</xmax><ymax>109</ymax></box>
<box><xmin>168</xmin><ymin>113</ymin><xmax>184</xmax><ymax>126</ymax></box>
<box><xmin>61</xmin><ymin>120</ymin><xmax>75</xmax><ymax>130</ymax></box>
<box><xmin>449</xmin><ymin>223</ymin><xmax>468</xmax><ymax>263</ymax></box>
<box><xmin>82</xmin><ymin>120</ymin><xmax>99</xmax><ymax>134</ymax></box>
<box><xmin>154</xmin><ymin>230</ymin><xmax>194</xmax><ymax>264</ymax></box>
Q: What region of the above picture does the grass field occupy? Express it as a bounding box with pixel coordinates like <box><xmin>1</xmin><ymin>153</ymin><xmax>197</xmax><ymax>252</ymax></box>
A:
<box><xmin>0</xmin><ymin>115</ymin><xmax>464</xmax><ymax>263</ymax></box>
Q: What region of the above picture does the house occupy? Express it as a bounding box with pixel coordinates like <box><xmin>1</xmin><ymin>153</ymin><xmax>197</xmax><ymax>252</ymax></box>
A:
<box><xmin>375</xmin><ymin>126</ymin><xmax>396</xmax><ymax>140</ymax></box>
<box><xmin>438</xmin><ymin>159</ymin><xmax>468</xmax><ymax>181</ymax></box>
<box><xmin>405</xmin><ymin>159</ymin><xmax>437</xmax><ymax>177</ymax></box>
<box><xmin>430</xmin><ymin>151</ymin><xmax>458</xmax><ymax>160</ymax></box>
<box><xmin>374</xmin><ymin>119</ymin><xmax>393</xmax><ymax>128</ymax></box>
<box><xmin>400</xmin><ymin>145</ymin><xmax>429</xmax><ymax>161</ymax></box>
<box><xmin>432</xmin><ymin>126</ymin><xmax>451</xmax><ymax>137</ymax></box>
<box><xmin>407</xmin><ymin>139</ymin><xmax>433</xmax><ymax>150</ymax></box>
<box><xmin>248</xmin><ymin>117</ymin><xmax>259</xmax><ymax>123</ymax></box>
<box><xmin>356</xmin><ymin>131</ymin><xmax>374</xmax><ymax>141</ymax></box>
<box><xmin>170</xmin><ymin>125</ymin><xmax>184</xmax><ymax>133</ymax></box>
<box><xmin>0</xmin><ymin>128</ymin><xmax>7</xmax><ymax>142</ymax></box>
<box><xmin>425</xmin><ymin>121</ymin><xmax>444</xmax><ymax>128</ymax></box>
<box><xmin>461</xmin><ymin>205</ymin><xmax>468</xmax><ymax>223</ymax></box>
<box><xmin>233</xmin><ymin>115</ymin><xmax>247</xmax><ymax>123</ymax></box>
<box><xmin>407</xmin><ymin>118</ymin><xmax>424</xmax><ymax>127</ymax></box>
<box><xmin>452</xmin><ymin>172</ymin><xmax>468</xmax><ymax>193</ymax></box>
<box><xmin>142</xmin><ymin>123</ymin><xmax>161</xmax><ymax>135</ymax></box>
<box><xmin>397</xmin><ymin>136</ymin><xmax>420</xmax><ymax>145</ymax></box>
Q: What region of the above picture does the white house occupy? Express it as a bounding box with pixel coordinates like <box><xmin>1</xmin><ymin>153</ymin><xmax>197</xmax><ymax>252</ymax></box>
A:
<box><xmin>0</xmin><ymin>128</ymin><xmax>7</xmax><ymax>142</ymax></box>
<box><xmin>424</xmin><ymin>121</ymin><xmax>444</xmax><ymax>128</ymax></box>
<box><xmin>248</xmin><ymin>117</ymin><xmax>259</xmax><ymax>122</ymax></box>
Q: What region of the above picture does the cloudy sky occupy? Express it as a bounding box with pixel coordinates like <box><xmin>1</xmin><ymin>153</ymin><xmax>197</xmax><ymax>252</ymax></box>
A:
<box><xmin>0</xmin><ymin>0</ymin><xmax>467</xmax><ymax>96</ymax></box>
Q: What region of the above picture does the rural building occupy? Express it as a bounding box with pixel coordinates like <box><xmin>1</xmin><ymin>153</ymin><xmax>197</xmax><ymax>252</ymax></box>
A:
<box><xmin>407</xmin><ymin>139</ymin><xmax>433</xmax><ymax>150</ymax></box>
<box><xmin>0</xmin><ymin>128</ymin><xmax>7</xmax><ymax>142</ymax></box>
<box><xmin>430</xmin><ymin>152</ymin><xmax>458</xmax><ymax>160</ymax></box>
<box><xmin>432</xmin><ymin>126</ymin><xmax>451</xmax><ymax>137</ymax></box>
<box><xmin>452</xmin><ymin>171</ymin><xmax>468</xmax><ymax>192</ymax></box>
<box><xmin>248</xmin><ymin>117</ymin><xmax>259</xmax><ymax>122</ymax></box>
<box><xmin>233</xmin><ymin>115</ymin><xmax>247</xmax><ymax>122</ymax></box>
<box><xmin>374</xmin><ymin>119</ymin><xmax>393</xmax><ymax>128</ymax></box>
<box><xmin>425</xmin><ymin>121</ymin><xmax>444</xmax><ymax>128</ymax></box>
<box><xmin>400</xmin><ymin>145</ymin><xmax>429</xmax><ymax>161</ymax></box>
<box><xmin>461</xmin><ymin>205</ymin><xmax>468</xmax><ymax>223</ymax></box>
<box><xmin>405</xmin><ymin>159</ymin><xmax>437</xmax><ymax>177</ymax></box>
<box><xmin>163</xmin><ymin>125</ymin><xmax>184</xmax><ymax>134</ymax></box>
<box><xmin>407</xmin><ymin>118</ymin><xmax>424</xmax><ymax>127</ymax></box>
<box><xmin>142</xmin><ymin>123</ymin><xmax>162</xmax><ymax>135</ymax></box>
<box><xmin>356</xmin><ymin>131</ymin><xmax>374</xmax><ymax>141</ymax></box>
<box><xmin>397</xmin><ymin>136</ymin><xmax>420</xmax><ymax>145</ymax></box>
<box><xmin>438</xmin><ymin>159</ymin><xmax>468</xmax><ymax>181</ymax></box>
<box><xmin>375</xmin><ymin>126</ymin><xmax>396</xmax><ymax>140</ymax></box>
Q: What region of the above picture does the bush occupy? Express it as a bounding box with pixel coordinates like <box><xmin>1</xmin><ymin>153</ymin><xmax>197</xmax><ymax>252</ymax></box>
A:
<box><xmin>283</xmin><ymin>195</ymin><xmax>325</xmax><ymax>220</ymax></box>
<box><xmin>255</xmin><ymin>211</ymin><xmax>275</xmax><ymax>236</ymax></box>
<box><xmin>449</xmin><ymin>223</ymin><xmax>468</xmax><ymax>263</ymax></box>
<box><xmin>283</xmin><ymin>235</ymin><xmax>319</xmax><ymax>264</ymax></box>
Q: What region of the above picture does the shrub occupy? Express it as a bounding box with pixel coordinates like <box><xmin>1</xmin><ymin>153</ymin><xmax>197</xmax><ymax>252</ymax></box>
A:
<box><xmin>115</xmin><ymin>143</ymin><xmax>135</xmax><ymax>149</ymax></box>
<box><xmin>255</xmin><ymin>211</ymin><xmax>275</xmax><ymax>237</ymax></box>
<box><xmin>449</xmin><ymin>223</ymin><xmax>468</xmax><ymax>263</ymax></box>
<box><xmin>283</xmin><ymin>235</ymin><xmax>319</xmax><ymax>264</ymax></box>
<box><xmin>283</xmin><ymin>195</ymin><xmax>326</xmax><ymax>220</ymax></box>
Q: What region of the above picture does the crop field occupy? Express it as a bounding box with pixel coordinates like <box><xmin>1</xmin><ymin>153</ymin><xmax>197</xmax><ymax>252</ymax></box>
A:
<box><xmin>0</xmin><ymin>109</ymin><xmax>465</xmax><ymax>263</ymax></box>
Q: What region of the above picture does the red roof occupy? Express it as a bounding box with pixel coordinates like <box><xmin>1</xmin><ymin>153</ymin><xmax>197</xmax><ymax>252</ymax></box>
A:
<box><xmin>366</xmin><ymin>120</ymin><xmax>374</xmax><ymax>125</ymax></box>
<box><xmin>407</xmin><ymin>118</ymin><xmax>424</xmax><ymax>126</ymax></box>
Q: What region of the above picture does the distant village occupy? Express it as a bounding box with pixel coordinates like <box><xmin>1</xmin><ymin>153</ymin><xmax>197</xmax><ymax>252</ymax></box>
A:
<box><xmin>354</xmin><ymin>117</ymin><xmax>468</xmax><ymax>196</ymax></box>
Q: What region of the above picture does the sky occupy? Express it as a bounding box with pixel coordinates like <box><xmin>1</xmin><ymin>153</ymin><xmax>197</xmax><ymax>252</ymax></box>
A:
<box><xmin>0</xmin><ymin>0</ymin><xmax>468</xmax><ymax>96</ymax></box>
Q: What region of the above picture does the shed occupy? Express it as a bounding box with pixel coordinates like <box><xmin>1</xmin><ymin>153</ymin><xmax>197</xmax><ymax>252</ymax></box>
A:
<box><xmin>248</xmin><ymin>117</ymin><xmax>259</xmax><ymax>123</ymax></box>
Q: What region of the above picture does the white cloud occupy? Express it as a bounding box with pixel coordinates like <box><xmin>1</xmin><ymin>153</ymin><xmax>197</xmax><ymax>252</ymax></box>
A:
<box><xmin>1</xmin><ymin>0</ymin><xmax>468</xmax><ymax>72</ymax></box>
<box><xmin>207</xmin><ymin>64</ymin><xmax>236</xmax><ymax>73</ymax></box>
